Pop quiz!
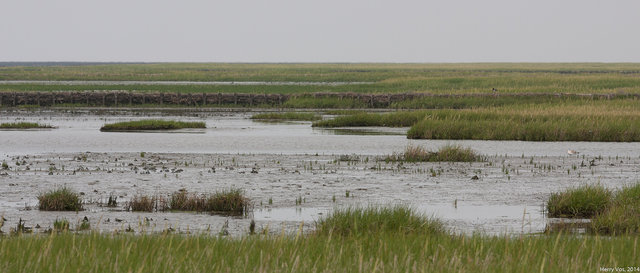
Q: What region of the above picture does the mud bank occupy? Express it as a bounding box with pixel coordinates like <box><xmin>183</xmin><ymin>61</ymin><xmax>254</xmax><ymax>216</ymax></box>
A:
<box><xmin>1</xmin><ymin>152</ymin><xmax>638</xmax><ymax>236</ymax></box>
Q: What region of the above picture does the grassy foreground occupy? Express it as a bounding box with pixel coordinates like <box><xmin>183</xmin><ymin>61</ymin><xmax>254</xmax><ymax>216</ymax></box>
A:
<box><xmin>100</xmin><ymin>120</ymin><xmax>206</xmax><ymax>131</ymax></box>
<box><xmin>0</xmin><ymin>226</ymin><xmax>636</xmax><ymax>272</ymax></box>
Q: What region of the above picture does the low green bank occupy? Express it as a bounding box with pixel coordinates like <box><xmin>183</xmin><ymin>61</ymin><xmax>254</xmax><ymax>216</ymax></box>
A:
<box><xmin>0</xmin><ymin>122</ymin><xmax>52</xmax><ymax>129</ymax></box>
<box><xmin>100</xmin><ymin>120</ymin><xmax>205</xmax><ymax>131</ymax></box>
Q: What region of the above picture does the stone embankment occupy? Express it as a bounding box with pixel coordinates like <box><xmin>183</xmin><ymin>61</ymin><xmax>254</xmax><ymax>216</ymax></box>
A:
<box><xmin>0</xmin><ymin>91</ymin><xmax>630</xmax><ymax>107</ymax></box>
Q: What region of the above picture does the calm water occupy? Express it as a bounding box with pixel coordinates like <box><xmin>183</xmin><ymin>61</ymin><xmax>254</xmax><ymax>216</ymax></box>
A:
<box><xmin>1</xmin><ymin>110</ymin><xmax>639</xmax><ymax>157</ymax></box>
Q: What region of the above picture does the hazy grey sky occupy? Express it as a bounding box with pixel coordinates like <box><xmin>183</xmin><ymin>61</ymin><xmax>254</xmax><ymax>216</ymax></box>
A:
<box><xmin>1</xmin><ymin>0</ymin><xmax>639</xmax><ymax>62</ymax></box>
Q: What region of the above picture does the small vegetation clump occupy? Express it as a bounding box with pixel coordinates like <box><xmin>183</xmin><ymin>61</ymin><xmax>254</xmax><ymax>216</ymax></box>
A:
<box><xmin>126</xmin><ymin>195</ymin><xmax>165</xmax><ymax>212</ymax></box>
<box><xmin>547</xmin><ymin>184</ymin><xmax>612</xmax><ymax>218</ymax></box>
<box><xmin>387</xmin><ymin>144</ymin><xmax>481</xmax><ymax>162</ymax></box>
<box><xmin>250</xmin><ymin>112</ymin><xmax>321</xmax><ymax>121</ymax></box>
<box><xmin>170</xmin><ymin>189</ymin><xmax>249</xmax><ymax>215</ymax></box>
<box><xmin>38</xmin><ymin>187</ymin><xmax>83</xmax><ymax>211</ymax></box>
<box><xmin>100</xmin><ymin>120</ymin><xmax>206</xmax><ymax>131</ymax></box>
<box><xmin>0</xmin><ymin>122</ymin><xmax>53</xmax><ymax>129</ymax></box>
<box><xmin>315</xmin><ymin>205</ymin><xmax>446</xmax><ymax>237</ymax></box>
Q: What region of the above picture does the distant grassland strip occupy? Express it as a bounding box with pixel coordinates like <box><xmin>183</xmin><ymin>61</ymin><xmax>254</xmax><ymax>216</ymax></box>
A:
<box><xmin>100</xmin><ymin>120</ymin><xmax>205</xmax><ymax>131</ymax></box>
<box><xmin>2</xmin><ymin>63</ymin><xmax>640</xmax><ymax>95</ymax></box>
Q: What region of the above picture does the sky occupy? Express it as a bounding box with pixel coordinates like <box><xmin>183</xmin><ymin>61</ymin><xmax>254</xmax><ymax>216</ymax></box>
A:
<box><xmin>1</xmin><ymin>0</ymin><xmax>639</xmax><ymax>63</ymax></box>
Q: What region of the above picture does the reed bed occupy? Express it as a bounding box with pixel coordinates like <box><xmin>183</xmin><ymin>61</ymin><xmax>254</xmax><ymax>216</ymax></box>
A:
<box><xmin>37</xmin><ymin>187</ymin><xmax>83</xmax><ymax>211</ymax></box>
<box><xmin>387</xmin><ymin>145</ymin><xmax>481</xmax><ymax>162</ymax></box>
<box><xmin>169</xmin><ymin>189</ymin><xmax>249</xmax><ymax>215</ymax></box>
<box><xmin>100</xmin><ymin>120</ymin><xmax>205</xmax><ymax>131</ymax></box>
<box><xmin>407</xmin><ymin>104</ymin><xmax>640</xmax><ymax>141</ymax></box>
<box><xmin>126</xmin><ymin>189</ymin><xmax>249</xmax><ymax>215</ymax></box>
<box><xmin>0</xmin><ymin>122</ymin><xmax>52</xmax><ymax>129</ymax></box>
<box><xmin>250</xmin><ymin>112</ymin><xmax>321</xmax><ymax>121</ymax></box>
<box><xmin>126</xmin><ymin>195</ymin><xmax>166</xmax><ymax>212</ymax></box>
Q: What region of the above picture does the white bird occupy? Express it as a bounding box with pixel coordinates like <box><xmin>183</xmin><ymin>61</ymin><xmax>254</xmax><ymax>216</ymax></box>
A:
<box><xmin>567</xmin><ymin>149</ymin><xmax>579</xmax><ymax>155</ymax></box>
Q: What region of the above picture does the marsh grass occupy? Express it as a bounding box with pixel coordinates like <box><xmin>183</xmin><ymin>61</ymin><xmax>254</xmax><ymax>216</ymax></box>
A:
<box><xmin>387</xmin><ymin>144</ymin><xmax>481</xmax><ymax>162</ymax></box>
<box><xmin>170</xmin><ymin>189</ymin><xmax>249</xmax><ymax>215</ymax></box>
<box><xmin>407</xmin><ymin>104</ymin><xmax>640</xmax><ymax>141</ymax></box>
<box><xmin>591</xmin><ymin>184</ymin><xmax>640</xmax><ymax>235</ymax></box>
<box><xmin>315</xmin><ymin>205</ymin><xmax>446</xmax><ymax>237</ymax></box>
<box><xmin>250</xmin><ymin>112</ymin><xmax>320</xmax><ymax>121</ymax></box>
<box><xmin>0</xmin><ymin>122</ymin><xmax>53</xmax><ymax>129</ymax></box>
<box><xmin>2</xmin><ymin>202</ymin><xmax>640</xmax><ymax>272</ymax></box>
<box><xmin>3</xmin><ymin>63</ymin><xmax>640</xmax><ymax>95</ymax></box>
<box><xmin>547</xmin><ymin>185</ymin><xmax>611</xmax><ymax>218</ymax></box>
<box><xmin>100</xmin><ymin>120</ymin><xmax>205</xmax><ymax>131</ymax></box>
<box><xmin>38</xmin><ymin>187</ymin><xmax>83</xmax><ymax>211</ymax></box>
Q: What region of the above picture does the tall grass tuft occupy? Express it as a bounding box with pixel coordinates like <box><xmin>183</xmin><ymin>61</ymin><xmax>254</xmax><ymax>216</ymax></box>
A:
<box><xmin>315</xmin><ymin>205</ymin><xmax>446</xmax><ymax>237</ymax></box>
<box><xmin>38</xmin><ymin>187</ymin><xmax>83</xmax><ymax>211</ymax></box>
<box><xmin>547</xmin><ymin>184</ymin><xmax>611</xmax><ymax>218</ymax></box>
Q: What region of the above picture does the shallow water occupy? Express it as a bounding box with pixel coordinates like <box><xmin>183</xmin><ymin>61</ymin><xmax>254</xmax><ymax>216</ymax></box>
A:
<box><xmin>2</xmin><ymin>110</ymin><xmax>639</xmax><ymax>157</ymax></box>
<box><xmin>1</xmin><ymin>109</ymin><xmax>639</xmax><ymax>236</ymax></box>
